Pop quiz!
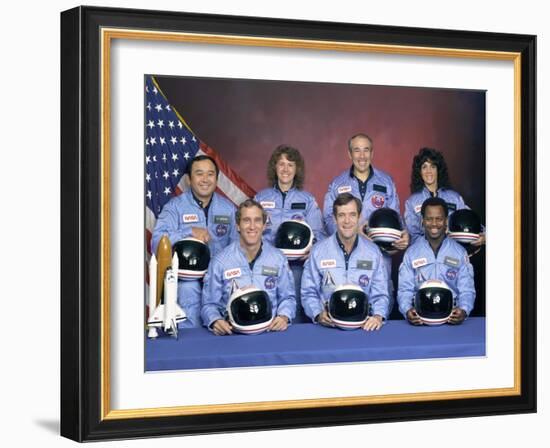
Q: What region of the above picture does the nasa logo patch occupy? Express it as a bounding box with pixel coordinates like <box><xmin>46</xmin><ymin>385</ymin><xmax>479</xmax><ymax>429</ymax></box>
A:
<box><xmin>446</xmin><ymin>269</ymin><xmax>458</xmax><ymax>281</ymax></box>
<box><xmin>183</xmin><ymin>214</ymin><xmax>199</xmax><ymax>223</ymax></box>
<box><xmin>412</xmin><ymin>257</ymin><xmax>428</xmax><ymax>268</ymax></box>
<box><xmin>371</xmin><ymin>194</ymin><xmax>385</xmax><ymax>208</ymax></box>
<box><xmin>264</xmin><ymin>276</ymin><xmax>276</xmax><ymax>290</ymax></box>
<box><xmin>337</xmin><ymin>185</ymin><xmax>352</xmax><ymax>194</ymax></box>
<box><xmin>224</xmin><ymin>268</ymin><xmax>242</xmax><ymax>280</ymax></box>
<box><xmin>215</xmin><ymin>224</ymin><xmax>228</xmax><ymax>236</ymax></box>
<box><xmin>291</xmin><ymin>214</ymin><xmax>304</xmax><ymax>221</ymax></box>
<box><xmin>359</xmin><ymin>274</ymin><xmax>370</xmax><ymax>287</ymax></box>
<box><xmin>320</xmin><ymin>259</ymin><xmax>337</xmax><ymax>269</ymax></box>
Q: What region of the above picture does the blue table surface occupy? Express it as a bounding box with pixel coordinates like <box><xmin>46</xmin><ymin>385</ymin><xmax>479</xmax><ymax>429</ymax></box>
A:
<box><xmin>145</xmin><ymin>317</ymin><xmax>485</xmax><ymax>371</ymax></box>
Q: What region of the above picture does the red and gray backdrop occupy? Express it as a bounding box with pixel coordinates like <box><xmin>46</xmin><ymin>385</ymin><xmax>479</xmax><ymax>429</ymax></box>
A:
<box><xmin>155</xmin><ymin>75</ymin><xmax>486</xmax><ymax>316</ymax></box>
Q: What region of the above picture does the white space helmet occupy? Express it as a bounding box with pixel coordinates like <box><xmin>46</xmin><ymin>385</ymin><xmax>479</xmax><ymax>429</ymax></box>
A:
<box><xmin>328</xmin><ymin>284</ymin><xmax>369</xmax><ymax>330</ymax></box>
<box><xmin>227</xmin><ymin>286</ymin><xmax>274</xmax><ymax>335</ymax></box>
<box><xmin>414</xmin><ymin>279</ymin><xmax>454</xmax><ymax>325</ymax></box>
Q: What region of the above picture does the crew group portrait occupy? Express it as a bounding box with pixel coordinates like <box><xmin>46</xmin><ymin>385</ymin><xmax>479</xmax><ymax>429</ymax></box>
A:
<box><xmin>147</xmin><ymin>133</ymin><xmax>485</xmax><ymax>337</ymax></box>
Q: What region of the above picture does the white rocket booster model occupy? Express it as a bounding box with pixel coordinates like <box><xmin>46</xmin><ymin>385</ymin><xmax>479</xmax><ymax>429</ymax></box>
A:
<box><xmin>147</xmin><ymin>250</ymin><xmax>187</xmax><ymax>339</ymax></box>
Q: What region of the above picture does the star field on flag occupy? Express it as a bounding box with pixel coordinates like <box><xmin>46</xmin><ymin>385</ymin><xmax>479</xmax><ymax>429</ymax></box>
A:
<box><xmin>145</xmin><ymin>76</ymin><xmax>200</xmax><ymax>218</ymax></box>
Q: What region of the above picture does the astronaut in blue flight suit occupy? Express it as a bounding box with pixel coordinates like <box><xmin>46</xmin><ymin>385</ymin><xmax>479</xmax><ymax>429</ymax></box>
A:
<box><xmin>301</xmin><ymin>193</ymin><xmax>390</xmax><ymax>331</ymax></box>
<box><xmin>254</xmin><ymin>145</ymin><xmax>326</xmax><ymax>322</ymax></box>
<box><xmin>322</xmin><ymin>133</ymin><xmax>409</xmax><ymax>310</ymax></box>
<box><xmin>404</xmin><ymin>147</ymin><xmax>486</xmax><ymax>246</ymax></box>
<box><xmin>151</xmin><ymin>155</ymin><xmax>238</xmax><ymax>329</ymax></box>
<box><xmin>201</xmin><ymin>198</ymin><xmax>297</xmax><ymax>335</ymax></box>
<box><xmin>397</xmin><ymin>196</ymin><xmax>476</xmax><ymax>325</ymax></box>
<box><xmin>255</xmin><ymin>144</ymin><xmax>325</xmax><ymax>246</ymax></box>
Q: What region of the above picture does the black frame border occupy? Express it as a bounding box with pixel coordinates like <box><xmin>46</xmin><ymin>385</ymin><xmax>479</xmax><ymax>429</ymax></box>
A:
<box><xmin>60</xmin><ymin>6</ymin><xmax>536</xmax><ymax>442</ymax></box>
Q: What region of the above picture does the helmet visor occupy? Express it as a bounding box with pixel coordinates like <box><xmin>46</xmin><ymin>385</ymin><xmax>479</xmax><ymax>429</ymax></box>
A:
<box><xmin>448</xmin><ymin>209</ymin><xmax>481</xmax><ymax>234</ymax></box>
<box><xmin>275</xmin><ymin>221</ymin><xmax>312</xmax><ymax>250</ymax></box>
<box><xmin>229</xmin><ymin>291</ymin><xmax>273</xmax><ymax>326</ymax></box>
<box><xmin>173</xmin><ymin>239</ymin><xmax>211</xmax><ymax>271</ymax></box>
<box><xmin>414</xmin><ymin>287</ymin><xmax>453</xmax><ymax>319</ymax></box>
<box><xmin>329</xmin><ymin>289</ymin><xmax>368</xmax><ymax>323</ymax></box>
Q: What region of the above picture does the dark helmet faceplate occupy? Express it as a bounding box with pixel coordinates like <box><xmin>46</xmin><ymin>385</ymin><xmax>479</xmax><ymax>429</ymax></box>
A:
<box><xmin>274</xmin><ymin>219</ymin><xmax>313</xmax><ymax>259</ymax></box>
<box><xmin>448</xmin><ymin>209</ymin><xmax>481</xmax><ymax>235</ymax></box>
<box><xmin>227</xmin><ymin>287</ymin><xmax>274</xmax><ymax>334</ymax></box>
<box><xmin>172</xmin><ymin>238</ymin><xmax>211</xmax><ymax>280</ymax></box>
<box><xmin>328</xmin><ymin>284</ymin><xmax>369</xmax><ymax>329</ymax></box>
<box><xmin>414</xmin><ymin>280</ymin><xmax>453</xmax><ymax>324</ymax></box>
<box><xmin>447</xmin><ymin>209</ymin><xmax>482</xmax><ymax>254</ymax></box>
<box><xmin>365</xmin><ymin>208</ymin><xmax>402</xmax><ymax>251</ymax></box>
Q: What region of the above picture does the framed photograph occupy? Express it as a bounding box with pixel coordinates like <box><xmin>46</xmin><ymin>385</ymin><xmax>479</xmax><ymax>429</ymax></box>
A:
<box><xmin>141</xmin><ymin>74</ymin><xmax>487</xmax><ymax>373</ymax></box>
<box><xmin>60</xmin><ymin>5</ymin><xmax>536</xmax><ymax>442</ymax></box>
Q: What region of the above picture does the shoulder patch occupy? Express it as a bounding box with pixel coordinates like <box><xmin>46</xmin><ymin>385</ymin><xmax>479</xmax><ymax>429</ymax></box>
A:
<box><xmin>414</xmin><ymin>204</ymin><xmax>422</xmax><ymax>214</ymax></box>
<box><xmin>371</xmin><ymin>194</ymin><xmax>385</xmax><ymax>208</ymax></box>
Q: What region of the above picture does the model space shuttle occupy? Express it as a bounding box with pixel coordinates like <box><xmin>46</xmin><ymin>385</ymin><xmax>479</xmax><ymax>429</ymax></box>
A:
<box><xmin>147</xmin><ymin>235</ymin><xmax>187</xmax><ymax>339</ymax></box>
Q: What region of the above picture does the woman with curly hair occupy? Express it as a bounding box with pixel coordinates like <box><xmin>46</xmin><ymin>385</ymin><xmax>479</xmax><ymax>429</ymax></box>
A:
<box><xmin>404</xmin><ymin>147</ymin><xmax>485</xmax><ymax>246</ymax></box>
<box><xmin>254</xmin><ymin>144</ymin><xmax>326</xmax><ymax>322</ymax></box>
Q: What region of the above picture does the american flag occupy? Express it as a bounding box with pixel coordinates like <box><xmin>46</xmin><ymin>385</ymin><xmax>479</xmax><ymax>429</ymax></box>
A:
<box><xmin>144</xmin><ymin>75</ymin><xmax>256</xmax><ymax>253</ymax></box>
